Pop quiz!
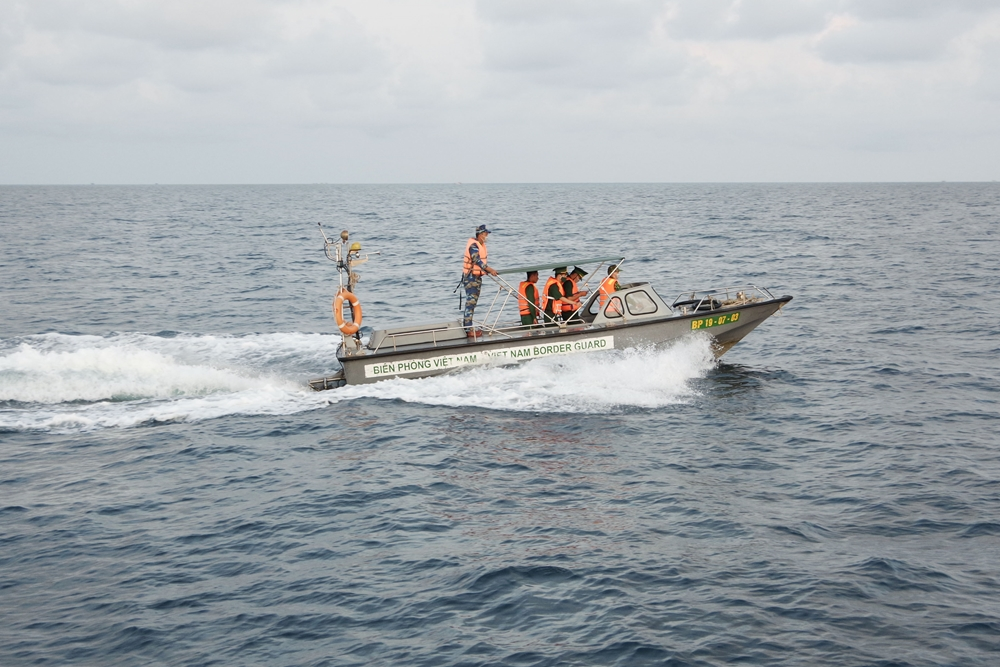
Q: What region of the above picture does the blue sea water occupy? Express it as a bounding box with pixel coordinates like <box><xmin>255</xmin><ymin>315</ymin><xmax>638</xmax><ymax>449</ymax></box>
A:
<box><xmin>1</xmin><ymin>183</ymin><xmax>999</xmax><ymax>666</ymax></box>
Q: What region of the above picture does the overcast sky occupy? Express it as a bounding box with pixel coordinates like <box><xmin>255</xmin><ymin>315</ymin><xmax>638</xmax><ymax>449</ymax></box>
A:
<box><xmin>2</xmin><ymin>0</ymin><xmax>999</xmax><ymax>183</ymax></box>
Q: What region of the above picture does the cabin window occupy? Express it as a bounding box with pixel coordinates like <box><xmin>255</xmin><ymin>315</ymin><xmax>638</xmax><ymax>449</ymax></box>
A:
<box><xmin>604</xmin><ymin>297</ymin><xmax>624</xmax><ymax>318</ymax></box>
<box><xmin>626</xmin><ymin>290</ymin><xmax>658</xmax><ymax>316</ymax></box>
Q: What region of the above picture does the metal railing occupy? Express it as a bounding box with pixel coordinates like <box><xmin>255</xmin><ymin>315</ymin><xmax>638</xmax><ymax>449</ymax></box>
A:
<box><xmin>369</xmin><ymin>260</ymin><xmax>646</xmax><ymax>353</ymax></box>
<box><xmin>670</xmin><ymin>284</ymin><xmax>776</xmax><ymax>314</ymax></box>
<box><xmin>370</xmin><ymin>323</ymin><xmax>453</xmax><ymax>353</ymax></box>
<box><xmin>370</xmin><ymin>319</ymin><xmax>557</xmax><ymax>353</ymax></box>
<box><xmin>369</xmin><ymin>275</ymin><xmax>590</xmax><ymax>354</ymax></box>
<box><xmin>476</xmin><ymin>274</ymin><xmax>576</xmax><ymax>336</ymax></box>
<box><xmin>367</xmin><ymin>282</ymin><xmax>777</xmax><ymax>353</ymax></box>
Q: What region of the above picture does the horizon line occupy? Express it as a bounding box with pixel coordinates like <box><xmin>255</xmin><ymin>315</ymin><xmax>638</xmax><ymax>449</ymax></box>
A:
<box><xmin>2</xmin><ymin>180</ymin><xmax>998</xmax><ymax>187</ymax></box>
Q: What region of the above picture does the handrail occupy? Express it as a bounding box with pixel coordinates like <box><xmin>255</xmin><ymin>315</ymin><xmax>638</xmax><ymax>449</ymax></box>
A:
<box><xmin>479</xmin><ymin>273</ymin><xmax>516</xmax><ymax>333</ymax></box>
<box><xmin>368</xmin><ymin>281</ymin><xmax>778</xmax><ymax>354</ymax></box>
<box><xmin>672</xmin><ymin>284</ymin><xmax>774</xmax><ymax>301</ymax></box>
<box><xmin>479</xmin><ymin>273</ymin><xmax>546</xmax><ymax>335</ymax></box>
<box><xmin>496</xmin><ymin>256</ymin><xmax>623</xmax><ymax>276</ymax></box>
<box><xmin>371</xmin><ymin>323</ymin><xmax>464</xmax><ymax>353</ymax></box>
<box><xmin>492</xmin><ymin>290</ymin><xmax>515</xmax><ymax>331</ymax></box>
<box><xmin>371</xmin><ymin>316</ymin><xmax>571</xmax><ymax>354</ymax></box>
<box><xmin>670</xmin><ymin>284</ymin><xmax>775</xmax><ymax>313</ymax></box>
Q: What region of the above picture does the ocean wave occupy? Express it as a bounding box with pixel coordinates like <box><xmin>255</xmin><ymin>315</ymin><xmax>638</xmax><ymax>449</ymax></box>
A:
<box><xmin>0</xmin><ymin>331</ymin><xmax>716</xmax><ymax>432</ymax></box>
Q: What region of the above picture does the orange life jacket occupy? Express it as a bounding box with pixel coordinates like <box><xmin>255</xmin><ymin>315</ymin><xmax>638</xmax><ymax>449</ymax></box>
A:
<box><xmin>543</xmin><ymin>277</ymin><xmax>564</xmax><ymax>316</ymax></box>
<box><xmin>599</xmin><ymin>275</ymin><xmax>619</xmax><ymax>308</ymax></box>
<box><xmin>518</xmin><ymin>281</ymin><xmax>540</xmax><ymax>316</ymax></box>
<box><xmin>462</xmin><ymin>238</ymin><xmax>488</xmax><ymax>277</ymax></box>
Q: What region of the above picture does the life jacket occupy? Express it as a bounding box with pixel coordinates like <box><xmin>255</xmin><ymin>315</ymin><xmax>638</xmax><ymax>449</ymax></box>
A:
<box><xmin>599</xmin><ymin>275</ymin><xmax>620</xmax><ymax>308</ymax></box>
<box><xmin>543</xmin><ymin>277</ymin><xmax>564</xmax><ymax>316</ymax></box>
<box><xmin>518</xmin><ymin>281</ymin><xmax>540</xmax><ymax>316</ymax></box>
<box><xmin>462</xmin><ymin>238</ymin><xmax>488</xmax><ymax>277</ymax></box>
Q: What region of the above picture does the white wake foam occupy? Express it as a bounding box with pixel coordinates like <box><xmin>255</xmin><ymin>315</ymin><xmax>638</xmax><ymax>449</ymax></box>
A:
<box><xmin>327</xmin><ymin>334</ymin><xmax>717</xmax><ymax>413</ymax></box>
<box><xmin>0</xmin><ymin>344</ymin><xmax>261</xmax><ymax>403</ymax></box>
<box><xmin>0</xmin><ymin>332</ymin><xmax>337</xmax><ymax>432</ymax></box>
<box><xmin>1</xmin><ymin>331</ymin><xmax>716</xmax><ymax>432</ymax></box>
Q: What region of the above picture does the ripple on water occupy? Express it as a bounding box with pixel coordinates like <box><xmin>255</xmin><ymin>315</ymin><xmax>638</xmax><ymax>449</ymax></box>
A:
<box><xmin>2</xmin><ymin>184</ymin><xmax>1000</xmax><ymax>666</ymax></box>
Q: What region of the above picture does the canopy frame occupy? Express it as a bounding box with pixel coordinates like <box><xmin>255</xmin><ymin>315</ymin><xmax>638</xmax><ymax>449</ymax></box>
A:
<box><xmin>495</xmin><ymin>256</ymin><xmax>624</xmax><ymax>276</ymax></box>
<box><xmin>474</xmin><ymin>256</ymin><xmax>626</xmax><ymax>332</ymax></box>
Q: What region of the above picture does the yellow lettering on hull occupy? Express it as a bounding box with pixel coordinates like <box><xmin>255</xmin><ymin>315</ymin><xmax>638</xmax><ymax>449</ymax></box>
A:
<box><xmin>691</xmin><ymin>311</ymin><xmax>740</xmax><ymax>330</ymax></box>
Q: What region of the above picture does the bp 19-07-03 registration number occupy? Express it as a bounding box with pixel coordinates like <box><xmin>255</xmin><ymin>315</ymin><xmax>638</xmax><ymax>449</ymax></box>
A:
<box><xmin>690</xmin><ymin>311</ymin><xmax>740</xmax><ymax>330</ymax></box>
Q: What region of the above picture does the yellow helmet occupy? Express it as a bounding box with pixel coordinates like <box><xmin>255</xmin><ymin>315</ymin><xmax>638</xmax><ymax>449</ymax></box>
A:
<box><xmin>349</xmin><ymin>242</ymin><xmax>362</xmax><ymax>252</ymax></box>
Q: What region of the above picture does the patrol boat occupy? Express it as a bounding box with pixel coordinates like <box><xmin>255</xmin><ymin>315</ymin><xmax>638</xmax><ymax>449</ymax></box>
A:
<box><xmin>309</xmin><ymin>230</ymin><xmax>792</xmax><ymax>389</ymax></box>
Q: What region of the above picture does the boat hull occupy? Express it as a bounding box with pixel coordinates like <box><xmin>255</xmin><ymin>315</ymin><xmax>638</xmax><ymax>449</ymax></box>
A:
<box><xmin>332</xmin><ymin>296</ymin><xmax>791</xmax><ymax>385</ymax></box>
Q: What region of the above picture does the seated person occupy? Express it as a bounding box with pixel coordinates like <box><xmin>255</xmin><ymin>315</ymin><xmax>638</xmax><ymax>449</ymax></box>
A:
<box><xmin>561</xmin><ymin>266</ymin><xmax>589</xmax><ymax>321</ymax></box>
<box><xmin>517</xmin><ymin>271</ymin><xmax>542</xmax><ymax>327</ymax></box>
<box><xmin>599</xmin><ymin>264</ymin><xmax>621</xmax><ymax>308</ymax></box>
<box><xmin>543</xmin><ymin>268</ymin><xmax>576</xmax><ymax>324</ymax></box>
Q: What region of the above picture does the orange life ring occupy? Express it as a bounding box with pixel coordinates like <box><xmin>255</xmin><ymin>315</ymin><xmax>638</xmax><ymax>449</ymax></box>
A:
<box><xmin>333</xmin><ymin>289</ymin><xmax>362</xmax><ymax>335</ymax></box>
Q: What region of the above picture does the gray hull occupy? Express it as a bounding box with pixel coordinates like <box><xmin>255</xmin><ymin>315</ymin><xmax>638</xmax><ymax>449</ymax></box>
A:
<box><xmin>333</xmin><ymin>296</ymin><xmax>791</xmax><ymax>386</ymax></box>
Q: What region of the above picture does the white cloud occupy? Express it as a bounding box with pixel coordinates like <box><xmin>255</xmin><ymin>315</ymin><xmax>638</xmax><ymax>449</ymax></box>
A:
<box><xmin>663</xmin><ymin>0</ymin><xmax>830</xmax><ymax>41</ymax></box>
<box><xmin>843</xmin><ymin>0</ymin><xmax>1000</xmax><ymax>22</ymax></box>
<box><xmin>1</xmin><ymin>0</ymin><xmax>999</xmax><ymax>182</ymax></box>
<box><xmin>814</xmin><ymin>7</ymin><xmax>991</xmax><ymax>63</ymax></box>
<box><xmin>25</xmin><ymin>0</ymin><xmax>277</xmax><ymax>51</ymax></box>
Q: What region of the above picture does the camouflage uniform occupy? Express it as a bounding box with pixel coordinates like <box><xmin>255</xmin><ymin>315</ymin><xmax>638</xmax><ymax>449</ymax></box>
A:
<box><xmin>463</xmin><ymin>275</ymin><xmax>482</xmax><ymax>330</ymax></box>
<box><xmin>463</xmin><ymin>240</ymin><xmax>488</xmax><ymax>330</ymax></box>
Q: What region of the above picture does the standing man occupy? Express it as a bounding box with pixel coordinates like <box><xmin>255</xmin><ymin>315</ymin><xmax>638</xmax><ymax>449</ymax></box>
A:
<box><xmin>462</xmin><ymin>224</ymin><xmax>498</xmax><ymax>338</ymax></box>
<box><xmin>518</xmin><ymin>271</ymin><xmax>542</xmax><ymax>328</ymax></box>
